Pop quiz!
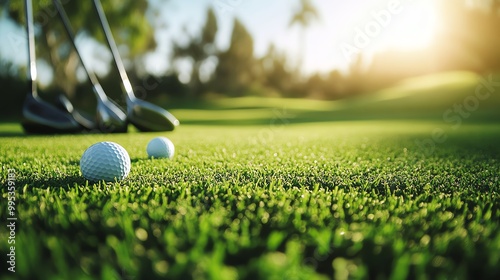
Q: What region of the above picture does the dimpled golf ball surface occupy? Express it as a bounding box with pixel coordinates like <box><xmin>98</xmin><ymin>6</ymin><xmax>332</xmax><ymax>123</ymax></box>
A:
<box><xmin>80</xmin><ymin>142</ymin><xmax>131</xmax><ymax>182</ymax></box>
<box><xmin>147</xmin><ymin>137</ymin><xmax>175</xmax><ymax>159</ymax></box>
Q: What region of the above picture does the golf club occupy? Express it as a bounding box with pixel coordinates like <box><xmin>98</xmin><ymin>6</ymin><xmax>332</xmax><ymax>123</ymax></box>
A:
<box><xmin>92</xmin><ymin>0</ymin><xmax>179</xmax><ymax>131</ymax></box>
<box><xmin>54</xmin><ymin>94</ymin><xmax>96</xmax><ymax>130</ymax></box>
<box><xmin>21</xmin><ymin>0</ymin><xmax>81</xmax><ymax>134</ymax></box>
<box><xmin>53</xmin><ymin>0</ymin><xmax>128</xmax><ymax>133</ymax></box>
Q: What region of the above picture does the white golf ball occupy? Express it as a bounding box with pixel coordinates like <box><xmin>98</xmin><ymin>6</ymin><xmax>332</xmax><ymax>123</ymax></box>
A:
<box><xmin>147</xmin><ymin>137</ymin><xmax>175</xmax><ymax>159</ymax></box>
<box><xmin>80</xmin><ymin>141</ymin><xmax>131</xmax><ymax>182</ymax></box>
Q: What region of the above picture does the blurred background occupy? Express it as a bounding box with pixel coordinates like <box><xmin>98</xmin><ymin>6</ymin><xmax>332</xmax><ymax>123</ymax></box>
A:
<box><xmin>0</xmin><ymin>0</ymin><xmax>499</xmax><ymax>124</ymax></box>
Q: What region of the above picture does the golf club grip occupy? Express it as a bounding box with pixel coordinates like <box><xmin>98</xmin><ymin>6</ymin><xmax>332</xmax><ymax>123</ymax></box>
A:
<box><xmin>52</xmin><ymin>0</ymin><xmax>107</xmax><ymax>100</ymax></box>
<box><xmin>92</xmin><ymin>0</ymin><xmax>133</xmax><ymax>95</ymax></box>
<box><xmin>25</xmin><ymin>0</ymin><xmax>37</xmax><ymax>94</ymax></box>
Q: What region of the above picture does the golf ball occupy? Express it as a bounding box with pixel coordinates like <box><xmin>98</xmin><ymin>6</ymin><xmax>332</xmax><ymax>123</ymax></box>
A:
<box><xmin>80</xmin><ymin>141</ymin><xmax>131</xmax><ymax>182</ymax></box>
<box><xmin>147</xmin><ymin>137</ymin><xmax>175</xmax><ymax>159</ymax></box>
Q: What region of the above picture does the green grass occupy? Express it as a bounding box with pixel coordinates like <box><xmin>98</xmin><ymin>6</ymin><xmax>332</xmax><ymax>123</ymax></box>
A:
<box><xmin>1</xmin><ymin>71</ymin><xmax>500</xmax><ymax>279</ymax></box>
<box><xmin>170</xmin><ymin>71</ymin><xmax>500</xmax><ymax>125</ymax></box>
<box><xmin>0</xmin><ymin>120</ymin><xmax>499</xmax><ymax>279</ymax></box>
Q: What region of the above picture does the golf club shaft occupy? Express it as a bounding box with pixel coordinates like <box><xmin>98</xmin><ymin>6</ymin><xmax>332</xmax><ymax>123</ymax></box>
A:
<box><xmin>91</xmin><ymin>0</ymin><xmax>179</xmax><ymax>131</ymax></box>
<box><xmin>92</xmin><ymin>0</ymin><xmax>134</xmax><ymax>98</ymax></box>
<box><xmin>22</xmin><ymin>0</ymin><xmax>82</xmax><ymax>134</ymax></box>
<box><xmin>25</xmin><ymin>0</ymin><xmax>37</xmax><ymax>96</ymax></box>
<box><xmin>52</xmin><ymin>0</ymin><xmax>108</xmax><ymax>101</ymax></box>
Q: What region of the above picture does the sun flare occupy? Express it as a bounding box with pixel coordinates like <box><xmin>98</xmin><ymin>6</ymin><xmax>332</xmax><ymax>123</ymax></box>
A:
<box><xmin>374</xmin><ymin>0</ymin><xmax>439</xmax><ymax>51</ymax></box>
<box><xmin>311</xmin><ymin>0</ymin><xmax>441</xmax><ymax>72</ymax></box>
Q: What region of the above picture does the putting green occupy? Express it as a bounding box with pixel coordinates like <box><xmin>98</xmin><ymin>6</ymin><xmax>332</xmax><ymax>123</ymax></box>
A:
<box><xmin>0</xmin><ymin>120</ymin><xmax>499</xmax><ymax>279</ymax></box>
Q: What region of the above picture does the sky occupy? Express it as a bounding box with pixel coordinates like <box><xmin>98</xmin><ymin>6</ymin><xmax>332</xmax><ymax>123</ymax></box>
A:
<box><xmin>0</xmin><ymin>0</ymin><xmax>439</xmax><ymax>84</ymax></box>
<box><xmin>148</xmin><ymin>0</ymin><xmax>439</xmax><ymax>74</ymax></box>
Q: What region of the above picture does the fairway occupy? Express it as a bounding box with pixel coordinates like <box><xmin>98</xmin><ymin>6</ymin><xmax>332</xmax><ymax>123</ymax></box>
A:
<box><xmin>1</xmin><ymin>119</ymin><xmax>499</xmax><ymax>279</ymax></box>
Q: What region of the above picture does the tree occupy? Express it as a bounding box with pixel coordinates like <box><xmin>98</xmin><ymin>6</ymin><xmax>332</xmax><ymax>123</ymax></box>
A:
<box><xmin>212</xmin><ymin>18</ymin><xmax>256</xmax><ymax>96</ymax></box>
<box><xmin>288</xmin><ymin>0</ymin><xmax>320</xmax><ymax>73</ymax></box>
<box><xmin>258</xmin><ymin>44</ymin><xmax>296</xmax><ymax>96</ymax></box>
<box><xmin>435</xmin><ymin>0</ymin><xmax>500</xmax><ymax>71</ymax></box>
<box><xmin>172</xmin><ymin>8</ymin><xmax>218</xmax><ymax>97</ymax></box>
<box><xmin>7</xmin><ymin>1</ymin><xmax>156</xmax><ymax>96</ymax></box>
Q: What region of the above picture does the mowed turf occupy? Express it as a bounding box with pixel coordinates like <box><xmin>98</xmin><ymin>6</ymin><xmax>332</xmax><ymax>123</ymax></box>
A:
<box><xmin>1</xmin><ymin>71</ymin><xmax>499</xmax><ymax>279</ymax></box>
<box><xmin>0</xmin><ymin>119</ymin><xmax>499</xmax><ymax>279</ymax></box>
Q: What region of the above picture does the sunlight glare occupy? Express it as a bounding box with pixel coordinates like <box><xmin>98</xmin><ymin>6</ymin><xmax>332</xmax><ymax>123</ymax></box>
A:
<box><xmin>374</xmin><ymin>0</ymin><xmax>439</xmax><ymax>51</ymax></box>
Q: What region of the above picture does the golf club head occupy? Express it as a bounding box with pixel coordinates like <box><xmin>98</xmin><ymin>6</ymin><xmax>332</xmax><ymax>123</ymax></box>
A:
<box><xmin>127</xmin><ymin>98</ymin><xmax>180</xmax><ymax>132</ymax></box>
<box><xmin>96</xmin><ymin>98</ymin><xmax>128</xmax><ymax>133</ymax></box>
<box><xmin>21</xmin><ymin>93</ymin><xmax>82</xmax><ymax>134</ymax></box>
<box><xmin>55</xmin><ymin>94</ymin><xmax>97</xmax><ymax>131</ymax></box>
<box><xmin>54</xmin><ymin>93</ymin><xmax>73</xmax><ymax>113</ymax></box>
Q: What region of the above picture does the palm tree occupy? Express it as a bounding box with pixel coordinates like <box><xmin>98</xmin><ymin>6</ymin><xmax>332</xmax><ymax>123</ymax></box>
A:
<box><xmin>288</xmin><ymin>0</ymin><xmax>320</xmax><ymax>73</ymax></box>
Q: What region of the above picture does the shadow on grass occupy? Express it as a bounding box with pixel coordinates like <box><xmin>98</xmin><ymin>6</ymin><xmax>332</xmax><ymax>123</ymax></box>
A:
<box><xmin>0</xmin><ymin>131</ymin><xmax>25</xmax><ymax>137</ymax></box>
<box><xmin>0</xmin><ymin>122</ymin><xmax>134</xmax><ymax>137</ymax></box>
<box><xmin>17</xmin><ymin>175</ymin><xmax>88</xmax><ymax>190</ymax></box>
<box><xmin>131</xmin><ymin>157</ymin><xmax>153</xmax><ymax>163</ymax></box>
<box><xmin>178</xmin><ymin>109</ymin><xmax>500</xmax><ymax>126</ymax></box>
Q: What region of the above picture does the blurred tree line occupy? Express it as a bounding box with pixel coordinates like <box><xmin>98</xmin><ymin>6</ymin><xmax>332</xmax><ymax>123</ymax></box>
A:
<box><xmin>1</xmin><ymin>0</ymin><xmax>500</xmax><ymax>118</ymax></box>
